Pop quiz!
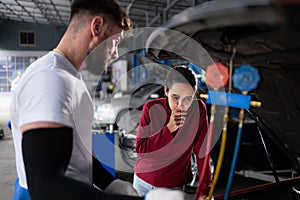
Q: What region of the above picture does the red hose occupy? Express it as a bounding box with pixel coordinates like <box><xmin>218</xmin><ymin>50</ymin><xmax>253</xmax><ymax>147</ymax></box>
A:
<box><xmin>194</xmin><ymin>118</ymin><xmax>214</xmax><ymax>200</ymax></box>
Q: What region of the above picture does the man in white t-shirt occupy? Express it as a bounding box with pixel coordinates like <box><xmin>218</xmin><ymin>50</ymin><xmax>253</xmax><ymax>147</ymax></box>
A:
<box><xmin>10</xmin><ymin>0</ymin><xmax>184</xmax><ymax>200</ymax></box>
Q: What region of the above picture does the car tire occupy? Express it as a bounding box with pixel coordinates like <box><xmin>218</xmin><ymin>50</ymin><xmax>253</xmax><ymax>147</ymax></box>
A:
<box><xmin>183</xmin><ymin>155</ymin><xmax>215</xmax><ymax>194</ymax></box>
<box><xmin>116</xmin><ymin>110</ymin><xmax>141</xmax><ymax>168</ymax></box>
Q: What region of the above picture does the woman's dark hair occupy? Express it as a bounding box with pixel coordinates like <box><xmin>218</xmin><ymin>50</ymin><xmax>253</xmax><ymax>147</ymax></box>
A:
<box><xmin>164</xmin><ymin>65</ymin><xmax>198</xmax><ymax>91</ymax></box>
<box><xmin>70</xmin><ymin>0</ymin><xmax>131</xmax><ymax>30</ymax></box>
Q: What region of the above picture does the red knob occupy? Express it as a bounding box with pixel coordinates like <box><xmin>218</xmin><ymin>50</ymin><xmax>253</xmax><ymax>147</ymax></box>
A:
<box><xmin>206</xmin><ymin>62</ymin><xmax>229</xmax><ymax>90</ymax></box>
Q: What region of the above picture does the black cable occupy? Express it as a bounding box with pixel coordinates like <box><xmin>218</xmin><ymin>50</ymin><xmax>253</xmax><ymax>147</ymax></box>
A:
<box><xmin>256</xmin><ymin>125</ymin><xmax>280</xmax><ymax>183</ymax></box>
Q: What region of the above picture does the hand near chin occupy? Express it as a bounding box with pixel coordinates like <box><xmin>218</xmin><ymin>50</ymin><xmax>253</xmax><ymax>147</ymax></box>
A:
<box><xmin>167</xmin><ymin>109</ymin><xmax>187</xmax><ymax>132</ymax></box>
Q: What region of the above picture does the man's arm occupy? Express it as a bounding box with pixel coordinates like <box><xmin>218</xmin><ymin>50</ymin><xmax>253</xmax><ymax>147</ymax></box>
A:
<box><xmin>22</xmin><ymin>127</ymin><xmax>142</xmax><ymax>200</ymax></box>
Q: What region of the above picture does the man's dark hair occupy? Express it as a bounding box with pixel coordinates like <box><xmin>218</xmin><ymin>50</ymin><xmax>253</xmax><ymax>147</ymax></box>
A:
<box><xmin>70</xmin><ymin>0</ymin><xmax>131</xmax><ymax>30</ymax></box>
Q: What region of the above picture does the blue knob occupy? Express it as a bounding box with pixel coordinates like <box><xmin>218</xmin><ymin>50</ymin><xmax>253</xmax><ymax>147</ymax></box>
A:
<box><xmin>233</xmin><ymin>64</ymin><xmax>260</xmax><ymax>92</ymax></box>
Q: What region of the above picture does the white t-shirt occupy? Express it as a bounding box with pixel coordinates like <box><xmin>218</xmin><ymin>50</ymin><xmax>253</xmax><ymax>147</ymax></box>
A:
<box><xmin>10</xmin><ymin>51</ymin><xmax>93</xmax><ymax>189</ymax></box>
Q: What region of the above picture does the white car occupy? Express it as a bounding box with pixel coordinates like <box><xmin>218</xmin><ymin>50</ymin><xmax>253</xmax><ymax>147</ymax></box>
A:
<box><xmin>93</xmin><ymin>83</ymin><xmax>164</xmax><ymax>131</ymax></box>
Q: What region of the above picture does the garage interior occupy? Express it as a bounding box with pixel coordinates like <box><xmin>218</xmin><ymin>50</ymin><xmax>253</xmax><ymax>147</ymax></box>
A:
<box><xmin>1</xmin><ymin>0</ymin><xmax>300</xmax><ymax>200</ymax></box>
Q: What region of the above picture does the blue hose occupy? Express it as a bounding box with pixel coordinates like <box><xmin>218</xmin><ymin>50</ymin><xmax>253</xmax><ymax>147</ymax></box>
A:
<box><xmin>224</xmin><ymin>125</ymin><xmax>243</xmax><ymax>200</ymax></box>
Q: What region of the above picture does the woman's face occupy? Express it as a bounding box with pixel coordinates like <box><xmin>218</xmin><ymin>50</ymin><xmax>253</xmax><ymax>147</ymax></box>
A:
<box><xmin>165</xmin><ymin>82</ymin><xmax>196</xmax><ymax>112</ymax></box>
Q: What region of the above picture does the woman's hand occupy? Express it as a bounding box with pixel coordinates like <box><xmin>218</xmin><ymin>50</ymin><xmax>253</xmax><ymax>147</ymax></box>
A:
<box><xmin>167</xmin><ymin>109</ymin><xmax>187</xmax><ymax>132</ymax></box>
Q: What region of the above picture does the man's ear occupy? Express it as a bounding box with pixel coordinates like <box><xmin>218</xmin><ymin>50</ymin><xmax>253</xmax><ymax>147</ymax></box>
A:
<box><xmin>91</xmin><ymin>16</ymin><xmax>104</xmax><ymax>37</ymax></box>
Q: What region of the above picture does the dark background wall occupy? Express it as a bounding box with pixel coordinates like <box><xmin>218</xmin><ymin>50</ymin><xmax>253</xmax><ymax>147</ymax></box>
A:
<box><xmin>0</xmin><ymin>19</ymin><xmax>66</xmax><ymax>51</ymax></box>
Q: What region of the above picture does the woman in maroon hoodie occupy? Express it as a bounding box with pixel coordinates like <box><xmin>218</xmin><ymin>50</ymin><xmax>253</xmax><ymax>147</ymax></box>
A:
<box><xmin>133</xmin><ymin>65</ymin><xmax>212</xmax><ymax>200</ymax></box>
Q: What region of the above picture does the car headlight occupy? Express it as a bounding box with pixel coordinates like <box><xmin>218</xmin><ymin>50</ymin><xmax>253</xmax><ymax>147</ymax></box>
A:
<box><xmin>113</xmin><ymin>92</ymin><xmax>123</xmax><ymax>98</ymax></box>
<box><xmin>94</xmin><ymin>103</ymin><xmax>114</xmax><ymax>124</ymax></box>
<box><xmin>95</xmin><ymin>103</ymin><xmax>113</xmax><ymax>112</ymax></box>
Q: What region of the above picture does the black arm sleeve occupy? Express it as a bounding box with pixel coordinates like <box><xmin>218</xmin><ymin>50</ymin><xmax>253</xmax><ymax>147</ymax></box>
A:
<box><xmin>93</xmin><ymin>153</ymin><xmax>116</xmax><ymax>189</ymax></box>
<box><xmin>22</xmin><ymin>128</ymin><xmax>143</xmax><ymax>200</ymax></box>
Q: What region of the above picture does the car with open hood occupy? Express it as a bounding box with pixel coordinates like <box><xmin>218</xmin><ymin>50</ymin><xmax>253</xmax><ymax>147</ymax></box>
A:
<box><xmin>143</xmin><ymin>0</ymin><xmax>300</xmax><ymax>199</ymax></box>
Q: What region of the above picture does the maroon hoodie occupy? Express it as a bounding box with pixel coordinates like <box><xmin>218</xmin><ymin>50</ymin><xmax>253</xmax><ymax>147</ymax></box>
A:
<box><xmin>134</xmin><ymin>98</ymin><xmax>212</xmax><ymax>196</ymax></box>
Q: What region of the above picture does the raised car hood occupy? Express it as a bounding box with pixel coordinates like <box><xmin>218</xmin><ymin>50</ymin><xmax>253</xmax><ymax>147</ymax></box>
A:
<box><xmin>146</xmin><ymin>0</ymin><xmax>300</xmax><ymax>170</ymax></box>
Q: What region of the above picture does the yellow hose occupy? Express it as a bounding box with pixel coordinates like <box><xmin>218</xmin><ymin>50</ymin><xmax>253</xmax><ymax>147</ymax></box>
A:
<box><xmin>207</xmin><ymin>107</ymin><xmax>229</xmax><ymax>200</ymax></box>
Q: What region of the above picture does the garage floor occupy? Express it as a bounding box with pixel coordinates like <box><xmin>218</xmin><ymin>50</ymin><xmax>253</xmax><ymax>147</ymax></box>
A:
<box><xmin>0</xmin><ymin>123</ymin><xmax>17</xmax><ymax>199</ymax></box>
<box><xmin>0</xmin><ymin>93</ymin><xmax>16</xmax><ymax>200</ymax></box>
